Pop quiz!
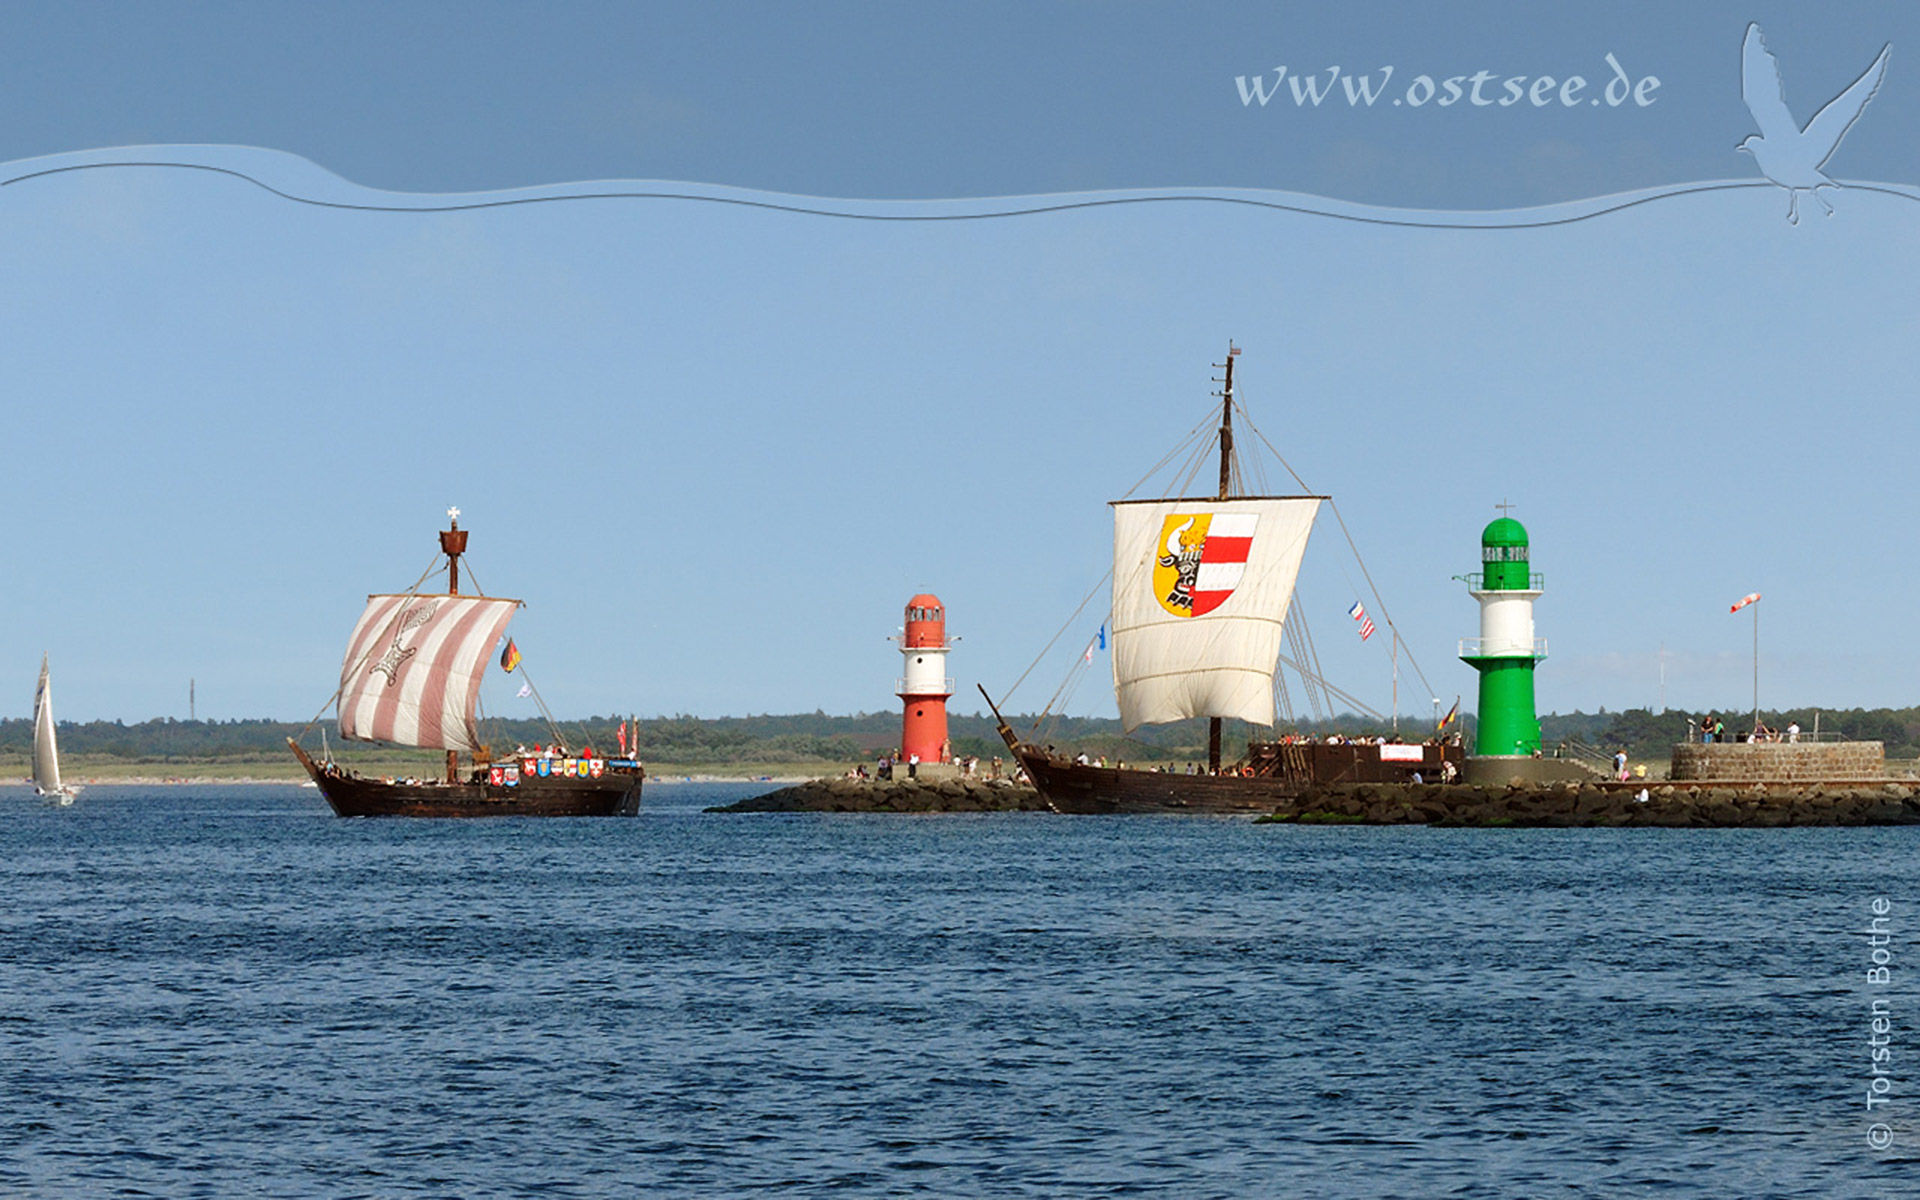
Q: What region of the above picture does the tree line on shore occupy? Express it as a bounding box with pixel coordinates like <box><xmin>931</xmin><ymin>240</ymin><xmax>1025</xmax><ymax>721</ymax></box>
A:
<box><xmin>3</xmin><ymin>706</ymin><xmax>1915</xmax><ymax>767</ymax></box>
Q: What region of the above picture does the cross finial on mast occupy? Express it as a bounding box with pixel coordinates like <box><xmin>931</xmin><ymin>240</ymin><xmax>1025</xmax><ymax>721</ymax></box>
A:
<box><xmin>1495</xmin><ymin>498</ymin><xmax>1515</xmax><ymax>517</ymax></box>
<box><xmin>447</xmin><ymin>505</ymin><xmax>461</xmax><ymax>525</ymax></box>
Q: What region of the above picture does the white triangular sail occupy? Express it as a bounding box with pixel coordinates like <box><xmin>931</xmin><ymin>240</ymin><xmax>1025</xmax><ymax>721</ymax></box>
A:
<box><xmin>33</xmin><ymin>654</ymin><xmax>64</xmax><ymax>796</ymax></box>
<box><xmin>1111</xmin><ymin>496</ymin><xmax>1321</xmax><ymax>731</ymax></box>
<box><xmin>337</xmin><ymin>593</ymin><xmax>520</xmax><ymax>752</ymax></box>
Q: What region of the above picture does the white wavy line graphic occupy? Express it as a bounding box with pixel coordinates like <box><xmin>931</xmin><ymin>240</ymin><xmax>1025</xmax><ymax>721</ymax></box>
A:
<box><xmin>4</xmin><ymin>145</ymin><xmax>1918</xmax><ymax>228</ymax></box>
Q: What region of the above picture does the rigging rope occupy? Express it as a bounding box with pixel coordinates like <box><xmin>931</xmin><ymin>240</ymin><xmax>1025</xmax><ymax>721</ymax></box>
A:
<box><xmin>1276</xmin><ymin>652</ymin><xmax>1387</xmax><ymax>722</ymax></box>
<box><xmin>1117</xmin><ymin>410</ymin><xmax>1215</xmax><ymax>500</ymax></box>
<box><xmin>1008</xmin><ymin>364</ymin><xmax>1435</xmax><ymax>743</ymax></box>
<box><xmin>1002</xmin><ymin>568</ymin><xmax>1113</xmax><ymax>715</ymax></box>
<box><xmin>294</xmin><ymin>552</ymin><xmax>446</xmax><ymax>743</ymax></box>
<box><xmin>1236</xmin><ymin>410</ymin><xmax>1439</xmax><ymax>706</ymax></box>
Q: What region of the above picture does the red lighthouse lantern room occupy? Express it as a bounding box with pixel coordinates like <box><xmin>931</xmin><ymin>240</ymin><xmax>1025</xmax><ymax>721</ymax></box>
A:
<box><xmin>896</xmin><ymin>594</ymin><xmax>953</xmax><ymax>767</ymax></box>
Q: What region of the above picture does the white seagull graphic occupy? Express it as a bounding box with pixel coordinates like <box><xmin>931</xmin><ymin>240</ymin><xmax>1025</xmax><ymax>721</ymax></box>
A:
<box><xmin>1738</xmin><ymin>22</ymin><xmax>1890</xmax><ymax>224</ymax></box>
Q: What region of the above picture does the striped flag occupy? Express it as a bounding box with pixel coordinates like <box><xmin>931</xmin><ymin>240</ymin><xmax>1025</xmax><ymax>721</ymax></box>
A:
<box><xmin>1730</xmin><ymin>592</ymin><xmax>1760</xmax><ymax>613</ymax></box>
<box><xmin>1348</xmin><ymin>600</ymin><xmax>1374</xmax><ymax>641</ymax></box>
<box><xmin>499</xmin><ymin>639</ymin><xmax>522</xmax><ymax>672</ymax></box>
<box><xmin>1437</xmin><ymin>697</ymin><xmax>1459</xmax><ymax>733</ymax></box>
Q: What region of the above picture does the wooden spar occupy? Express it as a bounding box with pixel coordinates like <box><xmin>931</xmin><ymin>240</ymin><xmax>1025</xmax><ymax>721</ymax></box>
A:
<box><xmin>441</xmin><ymin>509</ymin><xmax>467</xmax><ymax>784</ymax></box>
<box><xmin>978</xmin><ymin>684</ymin><xmax>1023</xmax><ymax>755</ymax></box>
<box><xmin>1216</xmin><ymin>347</ymin><xmax>1235</xmax><ymax>502</ymax></box>
<box><xmin>1208</xmin><ymin>345</ymin><xmax>1237</xmax><ymax>773</ymax></box>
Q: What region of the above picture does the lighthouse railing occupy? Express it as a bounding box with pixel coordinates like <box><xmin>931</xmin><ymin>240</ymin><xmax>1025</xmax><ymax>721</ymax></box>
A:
<box><xmin>1458</xmin><ymin>637</ymin><xmax>1548</xmax><ymax>659</ymax></box>
<box><xmin>1460</xmin><ymin>571</ymin><xmax>1546</xmax><ymax>593</ymax></box>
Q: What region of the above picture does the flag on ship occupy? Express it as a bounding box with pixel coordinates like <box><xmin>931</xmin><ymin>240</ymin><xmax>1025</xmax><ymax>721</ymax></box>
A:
<box><xmin>1437</xmin><ymin>697</ymin><xmax>1459</xmax><ymax>733</ymax></box>
<box><xmin>500</xmin><ymin>639</ymin><xmax>522</xmax><ymax>672</ymax></box>
<box><xmin>1348</xmin><ymin>601</ymin><xmax>1374</xmax><ymax>641</ymax></box>
<box><xmin>1083</xmin><ymin>623</ymin><xmax>1109</xmax><ymax>663</ymax></box>
<box><xmin>517</xmin><ymin>681</ymin><xmax>532</xmax><ymax>698</ymax></box>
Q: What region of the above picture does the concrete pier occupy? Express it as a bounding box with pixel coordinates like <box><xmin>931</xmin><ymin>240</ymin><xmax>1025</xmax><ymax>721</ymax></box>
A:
<box><xmin>1669</xmin><ymin>740</ymin><xmax>1884</xmax><ymax>782</ymax></box>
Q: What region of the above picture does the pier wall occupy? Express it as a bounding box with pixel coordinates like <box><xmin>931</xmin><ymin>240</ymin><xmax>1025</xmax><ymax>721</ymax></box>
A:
<box><xmin>1669</xmin><ymin>741</ymin><xmax>1884</xmax><ymax>782</ymax></box>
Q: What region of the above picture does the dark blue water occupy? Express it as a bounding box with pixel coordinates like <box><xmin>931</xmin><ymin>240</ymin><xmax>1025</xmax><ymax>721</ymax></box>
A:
<box><xmin>1</xmin><ymin>783</ymin><xmax>1914</xmax><ymax>1197</ymax></box>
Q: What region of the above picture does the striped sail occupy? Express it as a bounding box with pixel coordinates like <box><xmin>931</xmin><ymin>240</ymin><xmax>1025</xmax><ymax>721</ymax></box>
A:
<box><xmin>1110</xmin><ymin>496</ymin><xmax>1321</xmax><ymax>731</ymax></box>
<box><xmin>337</xmin><ymin>593</ymin><xmax>519</xmax><ymax>751</ymax></box>
<box><xmin>32</xmin><ymin>654</ymin><xmax>62</xmax><ymax>795</ymax></box>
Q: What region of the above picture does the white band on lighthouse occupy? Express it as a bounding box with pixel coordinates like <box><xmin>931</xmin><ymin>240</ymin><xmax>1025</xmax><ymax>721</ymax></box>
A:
<box><xmin>1477</xmin><ymin>592</ymin><xmax>1538</xmax><ymax>657</ymax></box>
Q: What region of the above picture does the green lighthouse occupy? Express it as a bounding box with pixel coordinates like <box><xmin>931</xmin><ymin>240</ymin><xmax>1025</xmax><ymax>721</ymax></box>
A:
<box><xmin>1459</xmin><ymin>515</ymin><xmax>1544</xmax><ymax>757</ymax></box>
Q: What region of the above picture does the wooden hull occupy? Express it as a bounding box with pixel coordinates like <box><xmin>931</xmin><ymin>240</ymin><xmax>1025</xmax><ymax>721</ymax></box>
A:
<box><xmin>294</xmin><ymin>747</ymin><xmax>643</xmax><ymax>818</ymax></box>
<box><xmin>1016</xmin><ymin>742</ymin><xmax>1462</xmax><ymax>815</ymax></box>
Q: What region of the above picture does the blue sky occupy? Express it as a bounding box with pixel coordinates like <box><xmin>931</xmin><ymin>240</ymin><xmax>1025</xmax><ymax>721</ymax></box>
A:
<box><xmin>4</xmin><ymin>3</ymin><xmax>1918</xmax><ymax>725</ymax></box>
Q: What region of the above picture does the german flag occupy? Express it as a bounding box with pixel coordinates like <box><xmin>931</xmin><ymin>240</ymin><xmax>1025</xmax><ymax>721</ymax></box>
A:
<box><xmin>499</xmin><ymin>639</ymin><xmax>521</xmax><ymax>673</ymax></box>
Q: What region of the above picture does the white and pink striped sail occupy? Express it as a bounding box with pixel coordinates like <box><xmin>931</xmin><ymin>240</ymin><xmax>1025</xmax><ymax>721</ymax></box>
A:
<box><xmin>337</xmin><ymin>593</ymin><xmax>520</xmax><ymax>751</ymax></box>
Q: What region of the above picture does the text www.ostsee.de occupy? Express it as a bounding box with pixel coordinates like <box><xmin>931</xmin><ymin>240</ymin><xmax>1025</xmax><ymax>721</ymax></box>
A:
<box><xmin>1236</xmin><ymin>54</ymin><xmax>1660</xmax><ymax>110</ymax></box>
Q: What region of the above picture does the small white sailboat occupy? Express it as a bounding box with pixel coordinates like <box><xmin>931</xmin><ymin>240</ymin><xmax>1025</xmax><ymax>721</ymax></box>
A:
<box><xmin>33</xmin><ymin>654</ymin><xmax>78</xmax><ymax>804</ymax></box>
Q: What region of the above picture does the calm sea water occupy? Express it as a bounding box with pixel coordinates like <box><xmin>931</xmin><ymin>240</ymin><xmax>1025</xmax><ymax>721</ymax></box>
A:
<box><xmin>0</xmin><ymin>782</ymin><xmax>1914</xmax><ymax>1197</ymax></box>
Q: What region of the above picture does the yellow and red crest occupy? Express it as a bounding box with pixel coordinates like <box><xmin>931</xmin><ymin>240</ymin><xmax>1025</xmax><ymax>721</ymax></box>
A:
<box><xmin>1150</xmin><ymin>511</ymin><xmax>1257</xmax><ymax>617</ymax></box>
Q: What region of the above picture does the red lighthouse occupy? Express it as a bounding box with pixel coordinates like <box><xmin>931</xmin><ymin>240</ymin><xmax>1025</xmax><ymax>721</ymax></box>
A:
<box><xmin>896</xmin><ymin>594</ymin><xmax>953</xmax><ymax>767</ymax></box>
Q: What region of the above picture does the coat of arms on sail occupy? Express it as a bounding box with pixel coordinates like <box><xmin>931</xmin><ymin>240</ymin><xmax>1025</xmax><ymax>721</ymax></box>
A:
<box><xmin>1152</xmin><ymin>512</ymin><xmax>1258</xmax><ymax>617</ymax></box>
<box><xmin>369</xmin><ymin>599</ymin><xmax>441</xmax><ymax>685</ymax></box>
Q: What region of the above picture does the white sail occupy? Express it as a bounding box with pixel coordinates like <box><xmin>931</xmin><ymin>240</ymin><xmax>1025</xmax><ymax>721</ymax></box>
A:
<box><xmin>32</xmin><ymin>653</ymin><xmax>65</xmax><ymax>796</ymax></box>
<box><xmin>1110</xmin><ymin>496</ymin><xmax>1321</xmax><ymax>731</ymax></box>
<box><xmin>337</xmin><ymin>593</ymin><xmax>520</xmax><ymax>752</ymax></box>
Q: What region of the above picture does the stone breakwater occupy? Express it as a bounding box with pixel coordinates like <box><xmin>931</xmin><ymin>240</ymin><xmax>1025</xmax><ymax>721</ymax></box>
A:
<box><xmin>1259</xmin><ymin>780</ymin><xmax>1920</xmax><ymax>827</ymax></box>
<box><xmin>707</xmin><ymin>775</ymin><xmax>1920</xmax><ymax>824</ymax></box>
<box><xmin>708</xmin><ymin>776</ymin><xmax>1047</xmax><ymax>813</ymax></box>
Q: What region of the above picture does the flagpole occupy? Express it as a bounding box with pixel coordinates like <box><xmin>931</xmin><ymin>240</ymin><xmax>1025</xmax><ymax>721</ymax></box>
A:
<box><xmin>519</xmin><ymin>665</ymin><xmax>565</xmax><ymax>750</ymax></box>
<box><xmin>1730</xmin><ymin>592</ymin><xmax>1762</xmax><ymax>734</ymax></box>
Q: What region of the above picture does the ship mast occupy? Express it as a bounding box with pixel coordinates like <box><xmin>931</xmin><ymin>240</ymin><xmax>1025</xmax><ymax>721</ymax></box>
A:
<box><xmin>1208</xmin><ymin>345</ymin><xmax>1238</xmax><ymax>773</ymax></box>
<box><xmin>440</xmin><ymin>506</ymin><xmax>468</xmax><ymax>783</ymax></box>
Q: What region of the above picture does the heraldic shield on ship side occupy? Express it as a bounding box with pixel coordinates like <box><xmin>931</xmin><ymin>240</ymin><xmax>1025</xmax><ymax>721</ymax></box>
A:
<box><xmin>983</xmin><ymin>347</ymin><xmax>1462</xmax><ymax>814</ymax></box>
